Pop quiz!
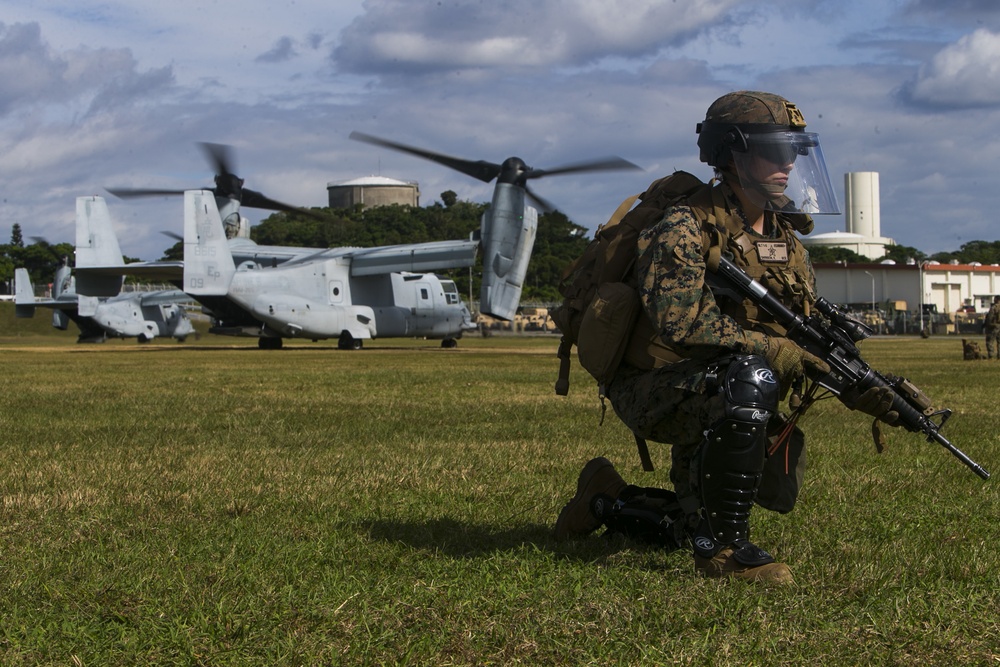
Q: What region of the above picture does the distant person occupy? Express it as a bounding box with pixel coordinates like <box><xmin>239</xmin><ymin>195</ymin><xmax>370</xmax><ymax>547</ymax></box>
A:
<box><xmin>985</xmin><ymin>296</ymin><xmax>1000</xmax><ymax>359</ymax></box>
<box><xmin>554</xmin><ymin>91</ymin><xmax>899</xmax><ymax>584</ymax></box>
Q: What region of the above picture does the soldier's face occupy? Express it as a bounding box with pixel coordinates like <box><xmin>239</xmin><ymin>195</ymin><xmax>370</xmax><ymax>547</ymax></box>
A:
<box><xmin>746</xmin><ymin>153</ymin><xmax>793</xmax><ymax>199</ymax></box>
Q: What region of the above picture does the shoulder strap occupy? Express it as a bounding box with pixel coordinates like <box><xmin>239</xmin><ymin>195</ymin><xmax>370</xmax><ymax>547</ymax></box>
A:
<box><xmin>634</xmin><ymin>433</ymin><xmax>654</xmax><ymax>472</ymax></box>
<box><xmin>604</xmin><ymin>193</ymin><xmax>640</xmax><ymax>231</ymax></box>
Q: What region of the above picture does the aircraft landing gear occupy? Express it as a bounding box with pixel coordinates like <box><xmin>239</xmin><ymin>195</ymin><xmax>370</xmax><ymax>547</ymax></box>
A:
<box><xmin>441</xmin><ymin>338</ymin><xmax>458</xmax><ymax>348</ymax></box>
<box><xmin>258</xmin><ymin>337</ymin><xmax>283</xmax><ymax>350</ymax></box>
<box><xmin>338</xmin><ymin>332</ymin><xmax>363</xmax><ymax>350</ymax></box>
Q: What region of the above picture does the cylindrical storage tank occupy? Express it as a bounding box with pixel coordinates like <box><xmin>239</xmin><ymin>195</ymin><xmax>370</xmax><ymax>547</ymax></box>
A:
<box><xmin>327</xmin><ymin>176</ymin><xmax>420</xmax><ymax>210</ymax></box>
<box><xmin>844</xmin><ymin>171</ymin><xmax>880</xmax><ymax>238</ymax></box>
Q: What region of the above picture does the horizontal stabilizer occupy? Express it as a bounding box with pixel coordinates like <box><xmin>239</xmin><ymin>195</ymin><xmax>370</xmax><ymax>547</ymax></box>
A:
<box><xmin>77</xmin><ymin>262</ymin><xmax>183</xmax><ymax>283</ymax></box>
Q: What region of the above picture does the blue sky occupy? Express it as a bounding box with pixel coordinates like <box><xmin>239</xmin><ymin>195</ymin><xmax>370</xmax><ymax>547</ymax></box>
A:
<box><xmin>1</xmin><ymin>0</ymin><xmax>999</xmax><ymax>259</ymax></box>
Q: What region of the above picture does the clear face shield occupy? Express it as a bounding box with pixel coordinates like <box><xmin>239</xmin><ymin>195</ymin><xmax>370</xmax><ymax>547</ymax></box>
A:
<box><xmin>731</xmin><ymin>131</ymin><xmax>841</xmax><ymax>215</ymax></box>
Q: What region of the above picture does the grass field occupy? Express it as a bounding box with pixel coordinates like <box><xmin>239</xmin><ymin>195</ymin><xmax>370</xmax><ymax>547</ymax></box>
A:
<box><xmin>1</xmin><ymin>316</ymin><xmax>998</xmax><ymax>665</ymax></box>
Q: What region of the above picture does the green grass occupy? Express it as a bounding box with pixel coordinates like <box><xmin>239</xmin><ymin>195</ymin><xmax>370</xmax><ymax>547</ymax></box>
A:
<box><xmin>1</xmin><ymin>329</ymin><xmax>998</xmax><ymax>665</ymax></box>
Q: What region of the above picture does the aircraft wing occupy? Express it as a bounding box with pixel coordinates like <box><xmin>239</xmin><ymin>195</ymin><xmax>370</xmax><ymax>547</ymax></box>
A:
<box><xmin>136</xmin><ymin>289</ymin><xmax>197</xmax><ymax>307</ymax></box>
<box><xmin>345</xmin><ymin>240</ymin><xmax>479</xmax><ymax>277</ymax></box>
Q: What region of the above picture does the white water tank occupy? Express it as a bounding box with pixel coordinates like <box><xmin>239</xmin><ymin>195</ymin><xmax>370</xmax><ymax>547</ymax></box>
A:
<box><xmin>844</xmin><ymin>172</ymin><xmax>880</xmax><ymax>239</ymax></box>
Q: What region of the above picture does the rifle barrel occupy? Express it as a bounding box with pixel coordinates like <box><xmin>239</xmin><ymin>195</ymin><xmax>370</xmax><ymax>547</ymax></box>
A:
<box><xmin>932</xmin><ymin>430</ymin><xmax>991</xmax><ymax>480</ymax></box>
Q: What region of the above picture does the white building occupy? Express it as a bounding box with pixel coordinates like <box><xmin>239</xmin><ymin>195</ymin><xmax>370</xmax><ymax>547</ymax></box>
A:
<box><xmin>814</xmin><ymin>260</ymin><xmax>1000</xmax><ymax>315</ymax></box>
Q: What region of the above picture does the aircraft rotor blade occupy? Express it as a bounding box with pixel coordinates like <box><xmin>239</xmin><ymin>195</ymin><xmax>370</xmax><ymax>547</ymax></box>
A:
<box><xmin>350</xmin><ymin>131</ymin><xmax>502</xmax><ymax>183</ymax></box>
<box><xmin>106</xmin><ymin>141</ymin><xmax>320</xmax><ymax>218</ymax></box>
<box><xmin>524</xmin><ymin>185</ymin><xmax>557</xmax><ymax>214</ymax></box>
<box><xmin>199</xmin><ymin>141</ymin><xmax>235</xmax><ymax>177</ymax></box>
<box><xmin>241</xmin><ymin>188</ymin><xmax>321</xmax><ymax>218</ymax></box>
<box><xmin>526</xmin><ymin>156</ymin><xmax>642</xmax><ymax>181</ymax></box>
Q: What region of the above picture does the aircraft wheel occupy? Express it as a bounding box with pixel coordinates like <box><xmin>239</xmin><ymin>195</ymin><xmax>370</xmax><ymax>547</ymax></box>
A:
<box><xmin>138</xmin><ymin>335</ymin><xmax>151</xmax><ymax>344</ymax></box>
<box><xmin>338</xmin><ymin>333</ymin><xmax>362</xmax><ymax>350</ymax></box>
<box><xmin>441</xmin><ymin>338</ymin><xmax>458</xmax><ymax>348</ymax></box>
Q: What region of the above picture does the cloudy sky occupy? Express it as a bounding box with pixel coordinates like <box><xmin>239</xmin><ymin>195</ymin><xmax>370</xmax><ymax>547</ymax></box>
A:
<box><xmin>1</xmin><ymin>0</ymin><xmax>998</xmax><ymax>260</ymax></box>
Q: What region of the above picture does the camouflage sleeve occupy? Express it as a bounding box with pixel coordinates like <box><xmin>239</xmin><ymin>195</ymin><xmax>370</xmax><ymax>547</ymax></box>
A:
<box><xmin>636</xmin><ymin>205</ymin><xmax>770</xmax><ymax>356</ymax></box>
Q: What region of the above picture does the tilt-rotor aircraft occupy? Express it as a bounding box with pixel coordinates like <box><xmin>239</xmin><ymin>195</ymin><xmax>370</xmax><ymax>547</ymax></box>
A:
<box><xmin>14</xmin><ymin>212</ymin><xmax>195</xmax><ymax>343</ymax></box>
<box><xmin>180</xmin><ymin>189</ymin><xmax>480</xmax><ymax>348</ymax></box>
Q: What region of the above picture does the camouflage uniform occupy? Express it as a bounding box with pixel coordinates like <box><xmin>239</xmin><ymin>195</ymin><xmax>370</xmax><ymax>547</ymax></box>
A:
<box><xmin>607</xmin><ymin>183</ymin><xmax>810</xmax><ymax>498</ymax></box>
<box><xmin>985</xmin><ymin>298</ymin><xmax>1000</xmax><ymax>359</ymax></box>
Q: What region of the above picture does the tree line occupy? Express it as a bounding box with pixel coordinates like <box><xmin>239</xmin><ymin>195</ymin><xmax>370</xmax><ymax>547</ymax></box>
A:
<box><xmin>6</xmin><ymin>193</ymin><xmax>1000</xmax><ymax>302</ymax></box>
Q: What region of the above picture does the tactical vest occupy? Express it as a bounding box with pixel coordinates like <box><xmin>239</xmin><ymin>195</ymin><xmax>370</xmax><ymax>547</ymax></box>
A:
<box><xmin>622</xmin><ymin>181</ymin><xmax>816</xmax><ymax>370</ymax></box>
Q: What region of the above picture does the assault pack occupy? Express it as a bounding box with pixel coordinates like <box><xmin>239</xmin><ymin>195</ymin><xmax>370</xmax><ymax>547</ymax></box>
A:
<box><xmin>549</xmin><ymin>171</ymin><xmax>709</xmax><ymax>471</ymax></box>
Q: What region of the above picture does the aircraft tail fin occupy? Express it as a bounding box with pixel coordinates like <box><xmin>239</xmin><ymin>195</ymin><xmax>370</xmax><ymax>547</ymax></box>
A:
<box><xmin>184</xmin><ymin>190</ymin><xmax>235</xmax><ymax>295</ymax></box>
<box><xmin>75</xmin><ymin>195</ymin><xmax>125</xmax><ymax>296</ymax></box>
<box><xmin>14</xmin><ymin>268</ymin><xmax>36</xmax><ymax>318</ymax></box>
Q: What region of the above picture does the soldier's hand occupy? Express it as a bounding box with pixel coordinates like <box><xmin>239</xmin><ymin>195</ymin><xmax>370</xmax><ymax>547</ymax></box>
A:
<box><xmin>848</xmin><ymin>386</ymin><xmax>901</xmax><ymax>426</ymax></box>
<box><xmin>765</xmin><ymin>337</ymin><xmax>830</xmax><ymax>384</ymax></box>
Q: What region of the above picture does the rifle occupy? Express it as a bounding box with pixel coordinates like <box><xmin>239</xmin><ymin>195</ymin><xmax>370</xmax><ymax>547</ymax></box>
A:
<box><xmin>708</xmin><ymin>254</ymin><xmax>990</xmax><ymax>480</ymax></box>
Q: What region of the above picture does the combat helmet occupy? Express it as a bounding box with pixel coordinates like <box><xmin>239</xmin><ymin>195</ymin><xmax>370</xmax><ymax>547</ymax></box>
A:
<box><xmin>696</xmin><ymin>90</ymin><xmax>840</xmax><ymax>215</ymax></box>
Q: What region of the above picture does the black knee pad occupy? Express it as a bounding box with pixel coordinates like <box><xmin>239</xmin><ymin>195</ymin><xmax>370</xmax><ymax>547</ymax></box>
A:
<box><xmin>696</xmin><ymin>355</ymin><xmax>780</xmax><ymax>546</ymax></box>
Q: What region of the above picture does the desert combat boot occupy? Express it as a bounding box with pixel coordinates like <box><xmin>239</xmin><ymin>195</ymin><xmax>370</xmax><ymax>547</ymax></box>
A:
<box><xmin>694</xmin><ymin>543</ymin><xmax>794</xmax><ymax>585</ymax></box>
<box><xmin>554</xmin><ymin>457</ymin><xmax>627</xmax><ymax>540</ymax></box>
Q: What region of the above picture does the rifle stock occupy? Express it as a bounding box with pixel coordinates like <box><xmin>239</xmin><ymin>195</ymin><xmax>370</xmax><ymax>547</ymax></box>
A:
<box><xmin>708</xmin><ymin>255</ymin><xmax>990</xmax><ymax>480</ymax></box>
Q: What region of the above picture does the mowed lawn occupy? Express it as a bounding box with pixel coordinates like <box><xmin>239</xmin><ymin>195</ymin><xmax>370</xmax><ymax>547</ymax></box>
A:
<box><xmin>1</xmin><ymin>327</ymin><xmax>998</xmax><ymax>665</ymax></box>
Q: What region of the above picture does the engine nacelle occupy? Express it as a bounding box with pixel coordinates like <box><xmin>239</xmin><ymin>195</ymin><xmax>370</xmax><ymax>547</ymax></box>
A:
<box><xmin>479</xmin><ymin>183</ymin><xmax>537</xmax><ymax>321</ymax></box>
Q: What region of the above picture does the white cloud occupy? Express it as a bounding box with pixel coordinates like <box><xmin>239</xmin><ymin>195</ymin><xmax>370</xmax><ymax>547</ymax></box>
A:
<box><xmin>335</xmin><ymin>0</ymin><xmax>740</xmax><ymax>74</ymax></box>
<box><xmin>908</xmin><ymin>29</ymin><xmax>1000</xmax><ymax>107</ymax></box>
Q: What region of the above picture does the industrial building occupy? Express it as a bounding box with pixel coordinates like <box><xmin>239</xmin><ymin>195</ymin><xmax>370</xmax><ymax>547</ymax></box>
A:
<box><xmin>814</xmin><ymin>260</ymin><xmax>1000</xmax><ymax>332</ymax></box>
<box><xmin>327</xmin><ymin>175</ymin><xmax>420</xmax><ymax>210</ymax></box>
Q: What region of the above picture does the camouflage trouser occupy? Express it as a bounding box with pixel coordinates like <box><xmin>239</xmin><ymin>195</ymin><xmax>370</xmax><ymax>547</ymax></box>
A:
<box><xmin>987</xmin><ymin>327</ymin><xmax>1000</xmax><ymax>359</ymax></box>
<box><xmin>606</xmin><ymin>359</ymin><xmax>727</xmax><ymax>498</ymax></box>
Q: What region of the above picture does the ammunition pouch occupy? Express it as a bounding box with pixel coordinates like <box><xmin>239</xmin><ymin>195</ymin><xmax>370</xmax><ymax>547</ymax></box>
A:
<box><xmin>756</xmin><ymin>413</ymin><xmax>806</xmax><ymax>514</ymax></box>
